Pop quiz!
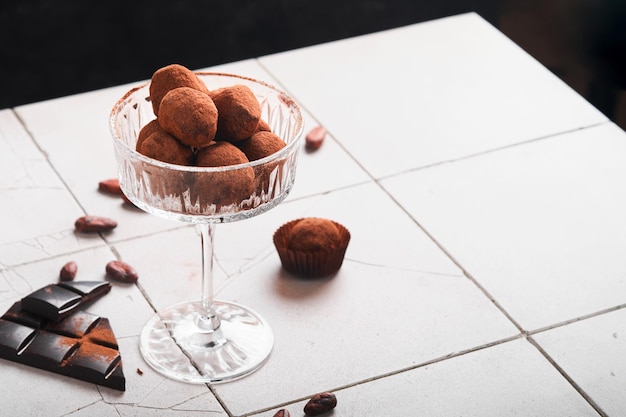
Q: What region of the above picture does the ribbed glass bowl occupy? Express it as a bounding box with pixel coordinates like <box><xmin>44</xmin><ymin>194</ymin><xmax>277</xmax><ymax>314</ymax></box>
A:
<box><xmin>108</xmin><ymin>72</ymin><xmax>303</xmax><ymax>383</ymax></box>
<box><xmin>109</xmin><ymin>72</ymin><xmax>304</xmax><ymax>223</ymax></box>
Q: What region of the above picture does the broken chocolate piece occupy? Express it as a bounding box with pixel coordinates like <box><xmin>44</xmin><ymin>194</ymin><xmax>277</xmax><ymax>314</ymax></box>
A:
<box><xmin>0</xmin><ymin>301</ymin><xmax>125</xmax><ymax>391</ymax></box>
<box><xmin>21</xmin><ymin>281</ymin><xmax>111</xmax><ymax>322</ymax></box>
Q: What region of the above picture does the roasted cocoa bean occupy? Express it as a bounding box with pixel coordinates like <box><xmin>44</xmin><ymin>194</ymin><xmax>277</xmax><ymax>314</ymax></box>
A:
<box><xmin>304</xmin><ymin>392</ymin><xmax>337</xmax><ymax>416</ymax></box>
<box><xmin>98</xmin><ymin>178</ymin><xmax>123</xmax><ymax>195</ymax></box>
<box><xmin>273</xmin><ymin>410</ymin><xmax>290</xmax><ymax>417</ymax></box>
<box><xmin>74</xmin><ymin>216</ymin><xmax>118</xmax><ymax>233</ymax></box>
<box><xmin>59</xmin><ymin>261</ymin><xmax>78</xmax><ymax>281</ymax></box>
<box><xmin>106</xmin><ymin>260</ymin><xmax>138</xmax><ymax>283</ymax></box>
<box><xmin>120</xmin><ymin>192</ymin><xmax>133</xmax><ymax>205</ymax></box>
<box><xmin>305</xmin><ymin>126</ymin><xmax>326</xmax><ymax>151</ymax></box>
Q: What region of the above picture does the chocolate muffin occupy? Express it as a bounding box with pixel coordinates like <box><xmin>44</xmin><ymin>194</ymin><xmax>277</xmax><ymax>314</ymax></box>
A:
<box><xmin>149</xmin><ymin>64</ymin><xmax>210</xmax><ymax>116</ymax></box>
<box><xmin>158</xmin><ymin>87</ymin><xmax>218</xmax><ymax>148</ymax></box>
<box><xmin>210</xmin><ymin>85</ymin><xmax>261</xmax><ymax>142</ymax></box>
<box><xmin>273</xmin><ymin>218</ymin><xmax>351</xmax><ymax>278</ymax></box>
<box><xmin>192</xmin><ymin>141</ymin><xmax>255</xmax><ymax>208</ymax></box>
<box><xmin>288</xmin><ymin>218</ymin><xmax>341</xmax><ymax>252</ymax></box>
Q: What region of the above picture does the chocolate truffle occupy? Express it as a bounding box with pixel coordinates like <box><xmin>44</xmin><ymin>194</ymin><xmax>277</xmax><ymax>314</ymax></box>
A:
<box><xmin>149</xmin><ymin>64</ymin><xmax>210</xmax><ymax>116</ymax></box>
<box><xmin>136</xmin><ymin>119</ymin><xmax>162</xmax><ymax>151</ymax></box>
<box><xmin>138</xmin><ymin>129</ymin><xmax>194</xmax><ymax>166</ymax></box>
<box><xmin>237</xmin><ymin>130</ymin><xmax>287</xmax><ymax>196</ymax></box>
<box><xmin>237</xmin><ymin>131</ymin><xmax>286</xmax><ymax>161</ymax></box>
<box><xmin>193</xmin><ymin>141</ymin><xmax>255</xmax><ymax>207</ymax></box>
<box><xmin>273</xmin><ymin>218</ymin><xmax>351</xmax><ymax>278</ymax></box>
<box><xmin>210</xmin><ymin>85</ymin><xmax>261</xmax><ymax>142</ymax></box>
<box><xmin>158</xmin><ymin>87</ymin><xmax>218</xmax><ymax>148</ymax></box>
<box><xmin>254</xmin><ymin>118</ymin><xmax>271</xmax><ymax>134</ymax></box>
<box><xmin>136</xmin><ymin>130</ymin><xmax>192</xmax><ymax>201</ymax></box>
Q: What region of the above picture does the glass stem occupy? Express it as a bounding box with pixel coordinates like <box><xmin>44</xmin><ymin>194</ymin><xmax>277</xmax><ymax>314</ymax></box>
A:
<box><xmin>198</xmin><ymin>223</ymin><xmax>221</xmax><ymax>331</ymax></box>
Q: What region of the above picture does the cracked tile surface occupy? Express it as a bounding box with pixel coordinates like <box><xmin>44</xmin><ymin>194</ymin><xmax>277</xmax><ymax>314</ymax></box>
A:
<box><xmin>1</xmin><ymin>12</ymin><xmax>623</xmax><ymax>417</ymax></box>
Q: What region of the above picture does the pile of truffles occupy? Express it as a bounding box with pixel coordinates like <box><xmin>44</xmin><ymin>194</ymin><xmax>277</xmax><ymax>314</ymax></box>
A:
<box><xmin>136</xmin><ymin>64</ymin><xmax>287</xmax><ymax>207</ymax></box>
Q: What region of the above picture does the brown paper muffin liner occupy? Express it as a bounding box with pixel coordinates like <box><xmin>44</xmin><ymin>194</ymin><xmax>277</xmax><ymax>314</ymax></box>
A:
<box><xmin>273</xmin><ymin>218</ymin><xmax>351</xmax><ymax>278</ymax></box>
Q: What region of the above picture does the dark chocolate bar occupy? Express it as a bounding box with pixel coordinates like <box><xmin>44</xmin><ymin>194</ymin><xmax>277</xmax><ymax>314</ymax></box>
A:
<box><xmin>0</xmin><ymin>301</ymin><xmax>125</xmax><ymax>391</ymax></box>
<box><xmin>21</xmin><ymin>281</ymin><xmax>111</xmax><ymax>322</ymax></box>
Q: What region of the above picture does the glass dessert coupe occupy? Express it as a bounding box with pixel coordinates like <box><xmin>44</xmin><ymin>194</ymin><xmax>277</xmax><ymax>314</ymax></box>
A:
<box><xmin>109</xmin><ymin>73</ymin><xmax>304</xmax><ymax>383</ymax></box>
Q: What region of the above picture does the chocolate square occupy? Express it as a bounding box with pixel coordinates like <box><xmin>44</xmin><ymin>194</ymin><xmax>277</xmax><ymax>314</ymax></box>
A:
<box><xmin>21</xmin><ymin>281</ymin><xmax>111</xmax><ymax>322</ymax></box>
<box><xmin>0</xmin><ymin>301</ymin><xmax>125</xmax><ymax>391</ymax></box>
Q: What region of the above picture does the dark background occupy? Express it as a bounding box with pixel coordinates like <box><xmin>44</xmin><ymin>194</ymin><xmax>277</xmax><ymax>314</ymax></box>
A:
<box><xmin>1</xmin><ymin>0</ymin><xmax>625</xmax><ymax>127</ymax></box>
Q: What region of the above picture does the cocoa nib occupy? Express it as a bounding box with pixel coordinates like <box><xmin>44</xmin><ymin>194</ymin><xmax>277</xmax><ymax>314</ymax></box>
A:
<box><xmin>74</xmin><ymin>216</ymin><xmax>117</xmax><ymax>233</ymax></box>
<box><xmin>59</xmin><ymin>261</ymin><xmax>78</xmax><ymax>281</ymax></box>
<box><xmin>305</xmin><ymin>126</ymin><xmax>326</xmax><ymax>151</ymax></box>
<box><xmin>304</xmin><ymin>392</ymin><xmax>337</xmax><ymax>416</ymax></box>
<box><xmin>106</xmin><ymin>260</ymin><xmax>138</xmax><ymax>283</ymax></box>
<box><xmin>98</xmin><ymin>178</ymin><xmax>123</xmax><ymax>195</ymax></box>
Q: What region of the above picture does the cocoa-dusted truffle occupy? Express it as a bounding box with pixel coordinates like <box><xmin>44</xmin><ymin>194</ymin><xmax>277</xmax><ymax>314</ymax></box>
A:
<box><xmin>238</xmin><ymin>130</ymin><xmax>287</xmax><ymax>195</ymax></box>
<box><xmin>195</xmin><ymin>141</ymin><xmax>249</xmax><ymax>167</ymax></box>
<box><xmin>136</xmin><ymin>119</ymin><xmax>162</xmax><ymax>151</ymax></box>
<box><xmin>254</xmin><ymin>118</ymin><xmax>271</xmax><ymax>134</ymax></box>
<box><xmin>210</xmin><ymin>85</ymin><xmax>261</xmax><ymax>142</ymax></box>
<box><xmin>273</xmin><ymin>218</ymin><xmax>351</xmax><ymax>278</ymax></box>
<box><xmin>149</xmin><ymin>64</ymin><xmax>210</xmax><ymax>116</ymax></box>
<box><xmin>158</xmin><ymin>87</ymin><xmax>218</xmax><ymax>148</ymax></box>
<box><xmin>237</xmin><ymin>131</ymin><xmax>286</xmax><ymax>162</ymax></box>
<box><xmin>137</xmin><ymin>129</ymin><xmax>194</xmax><ymax>166</ymax></box>
<box><xmin>193</xmin><ymin>141</ymin><xmax>255</xmax><ymax>207</ymax></box>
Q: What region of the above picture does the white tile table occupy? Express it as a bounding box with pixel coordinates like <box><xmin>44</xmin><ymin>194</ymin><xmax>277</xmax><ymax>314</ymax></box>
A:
<box><xmin>0</xmin><ymin>12</ymin><xmax>621</xmax><ymax>417</ymax></box>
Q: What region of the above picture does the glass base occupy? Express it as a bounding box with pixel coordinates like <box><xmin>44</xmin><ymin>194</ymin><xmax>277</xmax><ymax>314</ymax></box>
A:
<box><xmin>139</xmin><ymin>300</ymin><xmax>273</xmax><ymax>383</ymax></box>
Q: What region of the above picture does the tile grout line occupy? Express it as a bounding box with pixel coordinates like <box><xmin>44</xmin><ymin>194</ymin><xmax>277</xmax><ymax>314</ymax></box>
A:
<box><xmin>250</xmin><ymin>64</ymin><xmax>615</xmax><ymax>416</ymax></box>
<box><xmin>527</xmin><ymin>336</ymin><xmax>609</xmax><ymax>417</ymax></box>
<box><xmin>243</xmin><ymin>300</ymin><xmax>624</xmax><ymax>417</ymax></box>
<box><xmin>376</xmin><ymin>120</ymin><xmax>612</xmax><ymax>182</ymax></box>
<box><xmin>241</xmin><ymin>334</ymin><xmax>525</xmax><ymax>417</ymax></box>
<box><xmin>375</xmin><ymin>167</ymin><xmax>617</xmax><ymax>416</ymax></box>
<box><xmin>528</xmin><ymin>303</ymin><xmax>626</xmax><ymax>337</ymax></box>
<box><xmin>373</xmin><ymin>179</ymin><xmax>527</xmax><ymax>333</ymax></box>
<box><xmin>12</xmin><ymin>109</ymin><xmax>91</xmax><ymax>217</ymax></box>
<box><xmin>256</xmin><ymin>58</ymin><xmax>609</xmax><ymax>186</ymax></box>
<box><xmin>11</xmin><ymin>108</ymin><xmax>121</xmax><ymax>264</ymax></box>
<box><xmin>7</xmin><ymin>107</ymin><xmax>192</xmax><ymax>269</ymax></box>
<box><xmin>9</xmin><ymin>109</ymin><xmax>222</xmax><ymax>414</ymax></box>
<box><xmin>255</xmin><ymin>58</ymin><xmax>381</xmax><ymax>183</ymax></box>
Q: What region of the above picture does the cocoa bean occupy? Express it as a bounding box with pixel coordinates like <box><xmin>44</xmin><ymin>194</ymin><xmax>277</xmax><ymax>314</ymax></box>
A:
<box><xmin>273</xmin><ymin>410</ymin><xmax>290</xmax><ymax>417</ymax></box>
<box><xmin>305</xmin><ymin>126</ymin><xmax>326</xmax><ymax>151</ymax></box>
<box><xmin>98</xmin><ymin>178</ymin><xmax>123</xmax><ymax>195</ymax></box>
<box><xmin>106</xmin><ymin>260</ymin><xmax>138</xmax><ymax>283</ymax></box>
<box><xmin>304</xmin><ymin>392</ymin><xmax>337</xmax><ymax>416</ymax></box>
<box><xmin>74</xmin><ymin>216</ymin><xmax>117</xmax><ymax>233</ymax></box>
<box><xmin>59</xmin><ymin>261</ymin><xmax>78</xmax><ymax>281</ymax></box>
